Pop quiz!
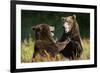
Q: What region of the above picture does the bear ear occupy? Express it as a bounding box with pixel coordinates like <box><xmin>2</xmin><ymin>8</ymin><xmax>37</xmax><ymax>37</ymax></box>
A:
<box><xmin>72</xmin><ymin>14</ymin><xmax>76</xmax><ymax>19</ymax></box>
<box><xmin>32</xmin><ymin>26</ymin><xmax>36</xmax><ymax>30</ymax></box>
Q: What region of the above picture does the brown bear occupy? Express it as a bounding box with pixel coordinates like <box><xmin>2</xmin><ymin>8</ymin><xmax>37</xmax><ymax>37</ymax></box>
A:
<box><xmin>32</xmin><ymin>24</ymin><xmax>59</xmax><ymax>62</ymax></box>
<box><xmin>57</xmin><ymin>15</ymin><xmax>83</xmax><ymax>60</ymax></box>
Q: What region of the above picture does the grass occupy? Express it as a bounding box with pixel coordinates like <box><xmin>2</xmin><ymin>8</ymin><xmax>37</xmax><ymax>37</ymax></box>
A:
<box><xmin>80</xmin><ymin>38</ymin><xmax>90</xmax><ymax>60</ymax></box>
<box><xmin>21</xmin><ymin>36</ymin><xmax>90</xmax><ymax>63</ymax></box>
<box><xmin>21</xmin><ymin>35</ymin><xmax>34</xmax><ymax>63</ymax></box>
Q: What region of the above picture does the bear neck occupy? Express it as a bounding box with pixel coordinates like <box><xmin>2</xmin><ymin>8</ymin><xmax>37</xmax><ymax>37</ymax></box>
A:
<box><xmin>64</xmin><ymin>22</ymin><xmax>81</xmax><ymax>41</ymax></box>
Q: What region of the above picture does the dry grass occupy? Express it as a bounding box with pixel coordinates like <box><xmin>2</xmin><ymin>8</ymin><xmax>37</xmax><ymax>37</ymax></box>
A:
<box><xmin>80</xmin><ymin>38</ymin><xmax>90</xmax><ymax>60</ymax></box>
<box><xmin>21</xmin><ymin>36</ymin><xmax>34</xmax><ymax>63</ymax></box>
<box><xmin>21</xmin><ymin>36</ymin><xmax>90</xmax><ymax>63</ymax></box>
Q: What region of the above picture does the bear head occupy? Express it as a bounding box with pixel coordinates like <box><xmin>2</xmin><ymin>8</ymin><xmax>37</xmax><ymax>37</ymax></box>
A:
<box><xmin>32</xmin><ymin>24</ymin><xmax>55</xmax><ymax>40</ymax></box>
<box><xmin>61</xmin><ymin>15</ymin><xmax>77</xmax><ymax>33</ymax></box>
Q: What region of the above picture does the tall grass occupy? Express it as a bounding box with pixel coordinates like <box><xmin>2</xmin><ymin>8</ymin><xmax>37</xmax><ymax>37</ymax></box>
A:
<box><xmin>81</xmin><ymin>38</ymin><xmax>90</xmax><ymax>60</ymax></box>
<box><xmin>21</xmin><ymin>35</ymin><xmax>34</xmax><ymax>63</ymax></box>
<box><xmin>21</xmin><ymin>36</ymin><xmax>90</xmax><ymax>63</ymax></box>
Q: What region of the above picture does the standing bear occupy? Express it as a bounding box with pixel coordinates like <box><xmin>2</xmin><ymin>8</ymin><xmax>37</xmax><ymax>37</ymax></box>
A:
<box><xmin>57</xmin><ymin>15</ymin><xmax>83</xmax><ymax>60</ymax></box>
<box><xmin>32</xmin><ymin>24</ymin><xmax>59</xmax><ymax>62</ymax></box>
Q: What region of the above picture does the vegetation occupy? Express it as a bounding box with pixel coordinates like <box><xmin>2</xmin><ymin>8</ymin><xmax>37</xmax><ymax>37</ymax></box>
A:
<box><xmin>80</xmin><ymin>38</ymin><xmax>90</xmax><ymax>60</ymax></box>
<box><xmin>21</xmin><ymin>35</ymin><xmax>90</xmax><ymax>63</ymax></box>
<box><xmin>21</xmin><ymin>35</ymin><xmax>34</xmax><ymax>63</ymax></box>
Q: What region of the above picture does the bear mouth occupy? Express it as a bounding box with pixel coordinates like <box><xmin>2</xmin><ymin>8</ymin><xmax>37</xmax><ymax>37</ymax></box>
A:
<box><xmin>62</xmin><ymin>26</ymin><xmax>72</xmax><ymax>35</ymax></box>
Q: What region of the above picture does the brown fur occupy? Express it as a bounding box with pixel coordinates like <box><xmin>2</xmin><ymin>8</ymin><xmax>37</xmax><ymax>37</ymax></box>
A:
<box><xmin>32</xmin><ymin>24</ymin><xmax>59</xmax><ymax>61</ymax></box>
<box><xmin>57</xmin><ymin>15</ymin><xmax>83</xmax><ymax>60</ymax></box>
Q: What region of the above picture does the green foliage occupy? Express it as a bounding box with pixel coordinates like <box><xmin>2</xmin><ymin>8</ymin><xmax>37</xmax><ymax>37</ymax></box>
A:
<box><xmin>21</xmin><ymin>10</ymin><xmax>90</xmax><ymax>40</ymax></box>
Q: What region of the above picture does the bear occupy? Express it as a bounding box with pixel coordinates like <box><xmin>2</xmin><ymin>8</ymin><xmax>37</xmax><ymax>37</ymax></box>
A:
<box><xmin>56</xmin><ymin>15</ymin><xmax>83</xmax><ymax>60</ymax></box>
<box><xmin>32</xmin><ymin>24</ymin><xmax>59</xmax><ymax>62</ymax></box>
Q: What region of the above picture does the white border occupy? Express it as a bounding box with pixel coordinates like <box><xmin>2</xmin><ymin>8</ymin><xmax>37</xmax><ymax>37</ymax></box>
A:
<box><xmin>16</xmin><ymin>4</ymin><xmax>94</xmax><ymax>69</ymax></box>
